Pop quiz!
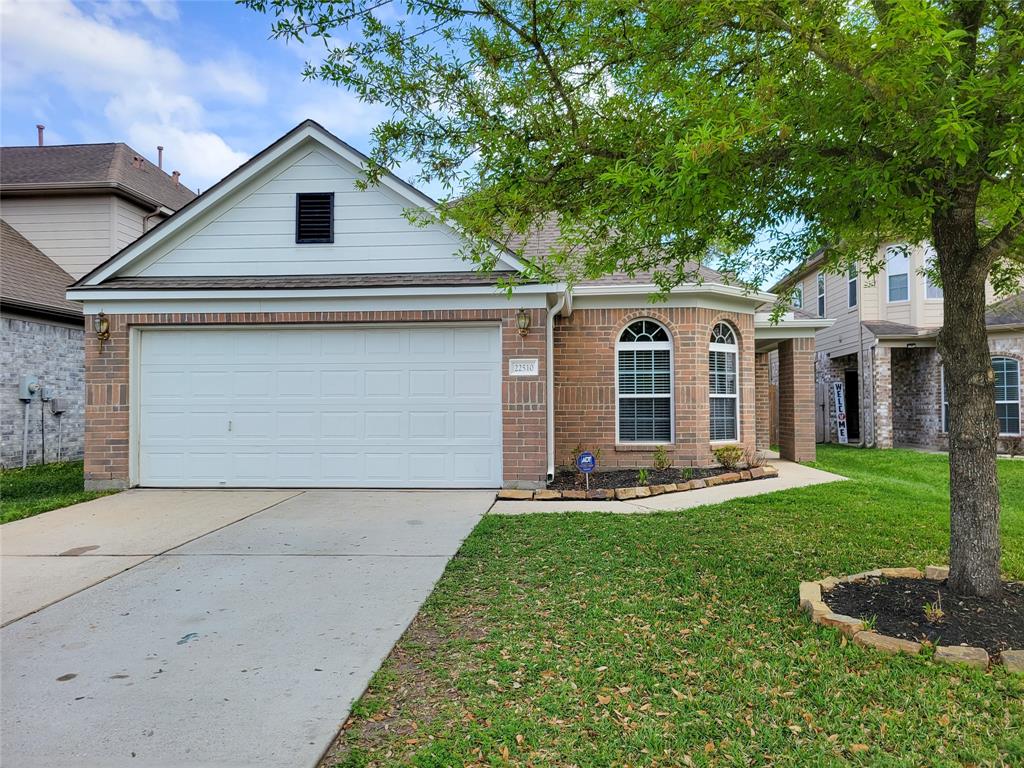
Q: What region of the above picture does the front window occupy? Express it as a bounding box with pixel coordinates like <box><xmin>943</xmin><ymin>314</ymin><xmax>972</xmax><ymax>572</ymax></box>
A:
<box><xmin>886</xmin><ymin>245</ymin><xmax>910</xmax><ymax>302</ymax></box>
<box><xmin>848</xmin><ymin>263</ymin><xmax>858</xmax><ymax>307</ymax></box>
<box><xmin>709</xmin><ymin>322</ymin><xmax>739</xmax><ymax>441</ymax></box>
<box><xmin>941</xmin><ymin>357</ymin><xmax>1021</xmax><ymax>435</ymax></box>
<box><xmin>817</xmin><ymin>273</ymin><xmax>826</xmax><ymax>317</ymax></box>
<box><xmin>994</xmin><ymin>357</ymin><xmax>1021</xmax><ymax>435</ymax></box>
<box><xmin>924</xmin><ymin>245</ymin><xmax>943</xmax><ymax>300</ymax></box>
<box><xmin>617</xmin><ymin>320</ymin><xmax>672</xmax><ymax>442</ymax></box>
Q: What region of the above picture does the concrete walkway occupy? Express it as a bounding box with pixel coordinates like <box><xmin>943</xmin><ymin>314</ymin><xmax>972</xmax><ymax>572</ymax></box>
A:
<box><xmin>1</xmin><ymin>489</ymin><xmax>490</xmax><ymax>768</ymax></box>
<box><xmin>1</xmin><ymin>489</ymin><xmax>300</xmax><ymax>625</ymax></box>
<box><xmin>490</xmin><ymin>460</ymin><xmax>846</xmax><ymax>514</ymax></box>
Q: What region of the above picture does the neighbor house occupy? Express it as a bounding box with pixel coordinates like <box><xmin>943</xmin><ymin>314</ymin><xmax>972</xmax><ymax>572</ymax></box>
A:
<box><xmin>0</xmin><ymin>133</ymin><xmax>195</xmax><ymax>466</ymax></box>
<box><xmin>772</xmin><ymin>245</ymin><xmax>1023</xmax><ymax>452</ymax></box>
<box><xmin>67</xmin><ymin>120</ymin><xmax>828</xmax><ymax>490</ymax></box>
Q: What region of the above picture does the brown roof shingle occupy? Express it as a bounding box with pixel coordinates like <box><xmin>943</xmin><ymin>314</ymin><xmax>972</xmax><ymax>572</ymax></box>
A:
<box><xmin>0</xmin><ymin>143</ymin><xmax>196</xmax><ymax>210</ymax></box>
<box><xmin>986</xmin><ymin>292</ymin><xmax>1024</xmax><ymax>326</ymax></box>
<box><xmin>1</xmin><ymin>219</ymin><xmax>81</xmax><ymax>319</ymax></box>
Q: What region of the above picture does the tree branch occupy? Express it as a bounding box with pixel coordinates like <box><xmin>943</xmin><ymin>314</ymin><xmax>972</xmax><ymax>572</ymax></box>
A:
<box><xmin>980</xmin><ymin>204</ymin><xmax>1024</xmax><ymax>264</ymax></box>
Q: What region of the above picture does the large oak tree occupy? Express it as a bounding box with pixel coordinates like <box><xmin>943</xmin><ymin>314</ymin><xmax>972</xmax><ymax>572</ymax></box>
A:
<box><xmin>245</xmin><ymin>0</ymin><xmax>1024</xmax><ymax>596</ymax></box>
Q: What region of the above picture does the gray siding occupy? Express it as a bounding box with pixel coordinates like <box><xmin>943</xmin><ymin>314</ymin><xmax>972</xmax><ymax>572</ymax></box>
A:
<box><xmin>0</xmin><ymin>196</ymin><xmax>113</xmax><ymax>278</ymax></box>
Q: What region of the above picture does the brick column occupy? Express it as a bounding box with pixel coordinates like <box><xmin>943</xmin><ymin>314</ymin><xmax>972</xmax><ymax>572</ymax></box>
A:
<box><xmin>754</xmin><ymin>351</ymin><xmax>771</xmax><ymax>450</ymax></box>
<box><xmin>871</xmin><ymin>345</ymin><xmax>894</xmax><ymax>449</ymax></box>
<box><xmin>777</xmin><ymin>337</ymin><xmax>816</xmax><ymax>462</ymax></box>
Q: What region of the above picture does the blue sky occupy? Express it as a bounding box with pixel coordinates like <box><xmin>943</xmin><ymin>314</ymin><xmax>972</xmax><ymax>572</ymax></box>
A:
<box><xmin>1</xmin><ymin>0</ymin><xmax>394</xmax><ymax>194</ymax></box>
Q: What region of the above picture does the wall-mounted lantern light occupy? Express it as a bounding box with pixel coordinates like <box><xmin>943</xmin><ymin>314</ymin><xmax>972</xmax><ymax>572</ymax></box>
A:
<box><xmin>516</xmin><ymin>308</ymin><xmax>531</xmax><ymax>337</ymax></box>
<box><xmin>94</xmin><ymin>311</ymin><xmax>110</xmax><ymax>353</ymax></box>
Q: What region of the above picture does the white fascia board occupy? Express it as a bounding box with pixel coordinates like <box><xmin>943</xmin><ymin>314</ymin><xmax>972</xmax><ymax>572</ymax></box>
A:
<box><xmin>81</xmin><ymin>123</ymin><xmax>524</xmax><ymax>286</ymax></box>
<box><xmin>67</xmin><ymin>281</ymin><xmax>563</xmax><ymax>302</ymax></box>
<box><xmin>80</xmin><ymin>292</ymin><xmax>552</xmax><ymax>316</ymax></box>
<box><xmin>753</xmin><ymin>317</ymin><xmax>834</xmax><ymax>339</ymax></box>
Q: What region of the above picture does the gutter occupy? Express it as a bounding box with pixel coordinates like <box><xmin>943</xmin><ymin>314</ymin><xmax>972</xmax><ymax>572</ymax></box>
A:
<box><xmin>1</xmin><ymin>182</ymin><xmax>188</xmax><ymax>212</ymax></box>
<box><xmin>546</xmin><ymin>290</ymin><xmax>568</xmax><ymax>481</ymax></box>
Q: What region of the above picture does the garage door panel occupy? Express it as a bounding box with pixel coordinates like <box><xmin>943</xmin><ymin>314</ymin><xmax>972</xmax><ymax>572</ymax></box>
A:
<box><xmin>138</xmin><ymin>326</ymin><xmax>501</xmax><ymax>487</ymax></box>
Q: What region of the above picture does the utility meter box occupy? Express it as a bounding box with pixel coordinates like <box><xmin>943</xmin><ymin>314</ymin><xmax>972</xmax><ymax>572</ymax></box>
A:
<box><xmin>18</xmin><ymin>375</ymin><xmax>39</xmax><ymax>401</ymax></box>
<box><xmin>41</xmin><ymin>386</ymin><xmax>55</xmax><ymax>401</ymax></box>
<box><xmin>50</xmin><ymin>398</ymin><xmax>68</xmax><ymax>416</ymax></box>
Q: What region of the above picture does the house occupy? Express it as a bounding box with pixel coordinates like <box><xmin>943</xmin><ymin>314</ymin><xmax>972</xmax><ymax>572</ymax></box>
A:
<box><xmin>66</xmin><ymin>120</ymin><xmax>828</xmax><ymax>491</ymax></box>
<box><xmin>772</xmin><ymin>245</ymin><xmax>1023</xmax><ymax>452</ymax></box>
<box><xmin>0</xmin><ymin>133</ymin><xmax>196</xmax><ymax>466</ymax></box>
<box><xmin>1</xmin><ymin>222</ymin><xmax>85</xmax><ymax>466</ymax></box>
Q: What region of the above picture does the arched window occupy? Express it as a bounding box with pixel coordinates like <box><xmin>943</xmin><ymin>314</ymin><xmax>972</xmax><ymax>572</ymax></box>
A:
<box><xmin>993</xmin><ymin>357</ymin><xmax>1021</xmax><ymax>435</ymax></box>
<box><xmin>616</xmin><ymin>319</ymin><xmax>672</xmax><ymax>442</ymax></box>
<box><xmin>709</xmin><ymin>322</ymin><xmax>739</xmax><ymax>441</ymax></box>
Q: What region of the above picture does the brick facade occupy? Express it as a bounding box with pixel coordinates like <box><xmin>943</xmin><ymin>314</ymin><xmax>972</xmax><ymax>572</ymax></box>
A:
<box><xmin>83</xmin><ymin>309</ymin><xmax>548</xmax><ymax>489</ymax></box>
<box><xmin>551</xmin><ymin>307</ymin><xmax>757</xmax><ymax>469</ymax></box>
<box><xmin>1</xmin><ymin>314</ymin><xmax>85</xmax><ymax>467</ymax></box>
<box><xmin>891</xmin><ymin>347</ymin><xmax>943</xmax><ymax>447</ymax></box>
<box><xmin>777</xmin><ymin>337</ymin><xmax>816</xmax><ymax>462</ymax></box>
<box><xmin>754</xmin><ymin>351</ymin><xmax>771</xmax><ymax>450</ymax></box>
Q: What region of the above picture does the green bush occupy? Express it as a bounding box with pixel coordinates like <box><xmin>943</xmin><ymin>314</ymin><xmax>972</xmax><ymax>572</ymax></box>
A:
<box><xmin>712</xmin><ymin>444</ymin><xmax>744</xmax><ymax>470</ymax></box>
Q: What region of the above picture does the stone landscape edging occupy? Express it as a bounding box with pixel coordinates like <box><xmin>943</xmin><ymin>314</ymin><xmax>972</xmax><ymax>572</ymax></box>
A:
<box><xmin>800</xmin><ymin>565</ymin><xmax>1023</xmax><ymax>673</ymax></box>
<box><xmin>497</xmin><ymin>464</ymin><xmax>778</xmax><ymax>501</ymax></box>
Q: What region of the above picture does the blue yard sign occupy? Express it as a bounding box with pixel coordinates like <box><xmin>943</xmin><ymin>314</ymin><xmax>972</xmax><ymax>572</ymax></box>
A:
<box><xmin>576</xmin><ymin>451</ymin><xmax>596</xmax><ymax>474</ymax></box>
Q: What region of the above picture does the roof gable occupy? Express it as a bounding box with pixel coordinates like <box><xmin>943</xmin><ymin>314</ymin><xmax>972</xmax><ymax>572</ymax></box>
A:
<box><xmin>74</xmin><ymin>122</ymin><xmax>523</xmax><ymax>287</ymax></box>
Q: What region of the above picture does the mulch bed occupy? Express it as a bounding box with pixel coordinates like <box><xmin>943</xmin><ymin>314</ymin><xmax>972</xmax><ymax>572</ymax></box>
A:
<box><xmin>548</xmin><ymin>465</ymin><xmax>735</xmax><ymax>491</ymax></box>
<box><xmin>824</xmin><ymin>577</ymin><xmax>1024</xmax><ymax>658</ymax></box>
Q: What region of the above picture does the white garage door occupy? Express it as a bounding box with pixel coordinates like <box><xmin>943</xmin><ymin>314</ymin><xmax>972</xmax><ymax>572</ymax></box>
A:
<box><xmin>137</xmin><ymin>325</ymin><xmax>502</xmax><ymax>487</ymax></box>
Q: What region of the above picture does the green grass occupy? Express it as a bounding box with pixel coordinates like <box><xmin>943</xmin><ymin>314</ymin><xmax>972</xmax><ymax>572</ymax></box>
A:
<box><xmin>329</xmin><ymin>446</ymin><xmax>1024</xmax><ymax>767</ymax></box>
<box><xmin>0</xmin><ymin>461</ymin><xmax>117</xmax><ymax>524</ymax></box>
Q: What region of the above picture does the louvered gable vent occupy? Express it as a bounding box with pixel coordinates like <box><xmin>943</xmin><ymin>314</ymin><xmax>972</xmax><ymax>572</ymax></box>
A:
<box><xmin>295</xmin><ymin>192</ymin><xmax>334</xmax><ymax>243</ymax></box>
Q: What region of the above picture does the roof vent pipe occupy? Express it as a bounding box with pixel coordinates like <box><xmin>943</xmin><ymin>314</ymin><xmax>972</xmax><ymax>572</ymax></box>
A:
<box><xmin>157</xmin><ymin>146</ymin><xmax>164</xmax><ymax>169</ymax></box>
<box><xmin>36</xmin><ymin>124</ymin><xmax>44</xmax><ymax>146</ymax></box>
<box><xmin>172</xmin><ymin>170</ymin><xmax>180</xmax><ymax>186</ymax></box>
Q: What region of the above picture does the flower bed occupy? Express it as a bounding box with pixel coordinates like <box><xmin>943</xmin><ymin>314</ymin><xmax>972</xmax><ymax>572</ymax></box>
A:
<box><xmin>497</xmin><ymin>464</ymin><xmax>777</xmax><ymax>501</ymax></box>
<box><xmin>800</xmin><ymin>567</ymin><xmax>1024</xmax><ymax>673</ymax></box>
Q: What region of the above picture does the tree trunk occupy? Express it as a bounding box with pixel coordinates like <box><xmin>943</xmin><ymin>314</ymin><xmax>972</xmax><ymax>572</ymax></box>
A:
<box><xmin>934</xmin><ymin>199</ymin><xmax>1002</xmax><ymax>598</ymax></box>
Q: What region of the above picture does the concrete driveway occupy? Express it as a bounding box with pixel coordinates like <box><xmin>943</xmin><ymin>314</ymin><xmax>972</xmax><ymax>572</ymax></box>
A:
<box><xmin>0</xmin><ymin>489</ymin><xmax>490</xmax><ymax>768</ymax></box>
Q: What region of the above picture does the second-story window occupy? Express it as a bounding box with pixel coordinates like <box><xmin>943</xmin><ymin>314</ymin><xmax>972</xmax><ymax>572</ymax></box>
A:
<box><xmin>817</xmin><ymin>273</ymin><xmax>826</xmax><ymax>317</ymax></box>
<box><xmin>886</xmin><ymin>245</ymin><xmax>910</xmax><ymax>302</ymax></box>
<box><xmin>848</xmin><ymin>263</ymin><xmax>858</xmax><ymax>308</ymax></box>
<box><xmin>924</xmin><ymin>245</ymin><xmax>943</xmax><ymax>299</ymax></box>
<box><xmin>295</xmin><ymin>192</ymin><xmax>334</xmax><ymax>243</ymax></box>
<box><xmin>792</xmin><ymin>284</ymin><xmax>803</xmax><ymax>309</ymax></box>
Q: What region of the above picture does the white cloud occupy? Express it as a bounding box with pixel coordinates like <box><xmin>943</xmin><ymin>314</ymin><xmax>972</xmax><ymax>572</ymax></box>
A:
<box><xmin>0</xmin><ymin>0</ymin><xmax>249</xmax><ymax>188</ymax></box>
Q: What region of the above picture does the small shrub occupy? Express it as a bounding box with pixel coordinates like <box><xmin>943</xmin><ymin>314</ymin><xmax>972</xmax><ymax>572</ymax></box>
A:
<box><xmin>712</xmin><ymin>444</ymin><xmax>744</xmax><ymax>470</ymax></box>
<box><xmin>744</xmin><ymin>446</ymin><xmax>765</xmax><ymax>468</ymax></box>
<box><xmin>636</xmin><ymin>468</ymin><xmax>650</xmax><ymax>486</ymax></box>
<box><xmin>923</xmin><ymin>592</ymin><xmax>945</xmax><ymax>623</ymax></box>
<box><xmin>678</xmin><ymin>467</ymin><xmax>694</xmax><ymax>481</ymax></box>
<box><xmin>652</xmin><ymin>445</ymin><xmax>672</xmax><ymax>470</ymax></box>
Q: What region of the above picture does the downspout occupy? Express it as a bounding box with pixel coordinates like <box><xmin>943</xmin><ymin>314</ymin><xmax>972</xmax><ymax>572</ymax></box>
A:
<box><xmin>546</xmin><ymin>290</ymin><xmax>568</xmax><ymax>481</ymax></box>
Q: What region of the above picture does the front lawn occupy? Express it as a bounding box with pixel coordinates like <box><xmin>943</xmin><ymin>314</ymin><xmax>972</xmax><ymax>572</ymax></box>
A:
<box><xmin>326</xmin><ymin>447</ymin><xmax>1024</xmax><ymax>767</ymax></box>
<box><xmin>0</xmin><ymin>461</ymin><xmax>117</xmax><ymax>524</ymax></box>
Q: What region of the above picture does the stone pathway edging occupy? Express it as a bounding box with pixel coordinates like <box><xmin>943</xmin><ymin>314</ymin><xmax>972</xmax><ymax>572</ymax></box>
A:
<box><xmin>799</xmin><ymin>565</ymin><xmax>1023</xmax><ymax>673</ymax></box>
<box><xmin>498</xmin><ymin>465</ymin><xmax>778</xmax><ymax>501</ymax></box>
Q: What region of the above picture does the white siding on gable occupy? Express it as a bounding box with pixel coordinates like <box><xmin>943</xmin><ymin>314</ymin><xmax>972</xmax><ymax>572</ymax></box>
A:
<box><xmin>0</xmin><ymin>196</ymin><xmax>113</xmax><ymax>278</ymax></box>
<box><xmin>129</xmin><ymin>147</ymin><xmax>473</xmax><ymax>277</ymax></box>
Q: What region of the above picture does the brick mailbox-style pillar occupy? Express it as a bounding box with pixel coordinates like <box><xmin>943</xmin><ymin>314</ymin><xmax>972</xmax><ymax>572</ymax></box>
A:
<box><xmin>754</xmin><ymin>351</ymin><xmax>771</xmax><ymax>450</ymax></box>
<box><xmin>777</xmin><ymin>337</ymin><xmax>816</xmax><ymax>462</ymax></box>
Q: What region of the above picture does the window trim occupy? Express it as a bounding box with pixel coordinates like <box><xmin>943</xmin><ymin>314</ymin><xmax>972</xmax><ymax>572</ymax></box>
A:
<box><xmin>816</xmin><ymin>272</ymin><xmax>826</xmax><ymax>318</ymax></box>
<box><xmin>709</xmin><ymin>321</ymin><xmax>740</xmax><ymax>443</ymax></box>
<box><xmin>295</xmin><ymin>192</ymin><xmax>335</xmax><ymax>244</ymax></box>
<box><xmin>615</xmin><ymin>319</ymin><xmax>675</xmax><ymax>445</ymax></box>
<box><xmin>848</xmin><ymin>263</ymin><xmax>858</xmax><ymax>308</ymax></box>
<box><xmin>923</xmin><ymin>245</ymin><xmax>943</xmax><ymax>301</ymax></box>
<box><xmin>885</xmin><ymin>245</ymin><xmax>910</xmax><ymax>303</ymax></box>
